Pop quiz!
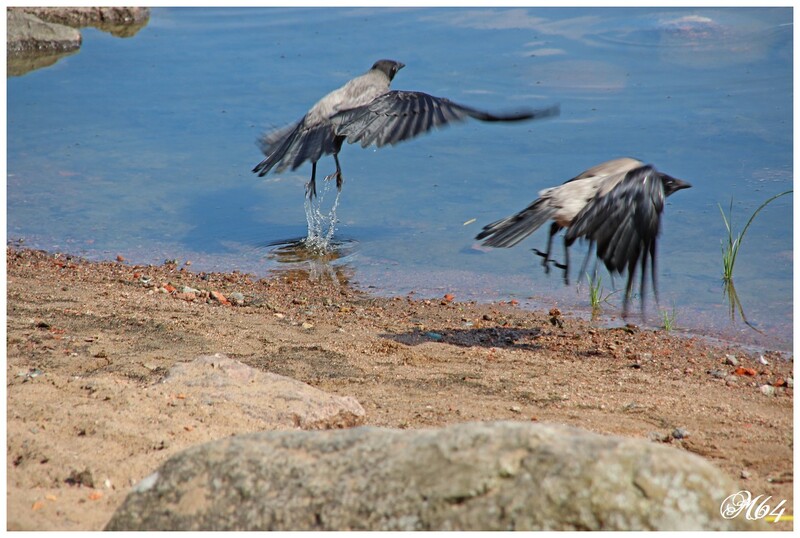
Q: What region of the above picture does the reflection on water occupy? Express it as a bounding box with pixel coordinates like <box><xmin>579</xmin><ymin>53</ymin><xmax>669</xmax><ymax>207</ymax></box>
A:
<box><xmin>262</xmin><ymin>235</ymin><xmax>358</xmax><ymax>288</ymax></box>
<box><xmin>262</xmin><ymin>236</ymin><xmax>358</xmax><ymax>264</ymax></box>
<box><xmin>723</xmin><ymin>281</ymin><xmax>761</xmax><ymax>334</ymax></box>
<box><xmin>7</xmin><ymin>49</ymin><xmax>78</xmax><ymax>77</ymax></box>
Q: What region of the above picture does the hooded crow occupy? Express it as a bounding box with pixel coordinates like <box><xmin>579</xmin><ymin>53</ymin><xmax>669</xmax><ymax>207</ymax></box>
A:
<box><xmin>253</xmin><ymin>59</ymin><xmax>559</xmax><ymax>198</ymax></box>
<box><xmin>476</xmin><ymin>158</ymin><xmax>691</xmax><ymax>315</ymax></box>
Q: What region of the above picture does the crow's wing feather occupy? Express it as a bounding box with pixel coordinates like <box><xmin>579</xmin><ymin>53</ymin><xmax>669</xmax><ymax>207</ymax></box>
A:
<box><xmin>252</xmin><ymin>116</ymin><xmax>340</xmax><ymax>176</ymax></box>
<box><xmin>282</xmin><ymin>122</ymin><xmax>339</xmax><ymax>171</ymax></box>
<box><xmin>332</xmin><ymin>91</ymin><xmax>559</xmax><ymax>148</ymax></box>
<box><xmin>566</xmin><ymin>166</ymin><xmax>665</xmax><ymax>274</ymax></box>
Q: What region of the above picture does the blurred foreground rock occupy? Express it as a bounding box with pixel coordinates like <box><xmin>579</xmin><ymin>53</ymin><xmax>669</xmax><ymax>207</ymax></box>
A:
<box><xmin>106</xmin><ymin>421</ymin><xmax>760</xmax><ymax>531</ymax></box>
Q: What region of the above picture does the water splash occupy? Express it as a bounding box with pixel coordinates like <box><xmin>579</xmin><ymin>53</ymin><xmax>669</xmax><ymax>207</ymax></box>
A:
<box><xmin>303</xmin><ymin>178</ymin><xmax>341</xmax><ymax>252</ymax></box>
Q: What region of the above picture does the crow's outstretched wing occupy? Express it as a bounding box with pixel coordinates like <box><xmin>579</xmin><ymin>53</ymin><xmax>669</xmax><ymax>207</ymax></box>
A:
<box><xmin>567</xmin><ymin>165</ymin><xmax>665</xmax><ymax>274</ymax></box>
<box><xmin>332</xmin><ymin>91</ymin><xmax>559</xmax><ymax>148</ymax></box>
<box><xmin>566</xmin><ymin>165</ymin><xmax>667</xmax><ymax>314</ymax></box>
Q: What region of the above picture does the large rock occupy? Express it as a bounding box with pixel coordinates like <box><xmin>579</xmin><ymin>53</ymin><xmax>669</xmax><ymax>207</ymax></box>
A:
<box><xmin>160</xmin><ymin>354</ymin><xmax>366</xmax><ymax>430</ymax></box>
<box><xmin>105</xmin><ymin>421</ymin><xmax>760</xmax><ymax>531</ymax></box>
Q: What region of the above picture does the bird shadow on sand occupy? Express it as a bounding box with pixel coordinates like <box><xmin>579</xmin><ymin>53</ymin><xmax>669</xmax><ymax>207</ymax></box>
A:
<box><xmin>381</xmin><ymin>326</ymin><xmax>544</xmax><ymax>351</ymax></box>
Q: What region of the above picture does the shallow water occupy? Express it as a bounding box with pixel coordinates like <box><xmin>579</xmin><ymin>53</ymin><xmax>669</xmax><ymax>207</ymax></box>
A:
<box><xmin>7</xmin><ymin>7</ymin><xmax>793</xmax><ymax>351</ymax></box>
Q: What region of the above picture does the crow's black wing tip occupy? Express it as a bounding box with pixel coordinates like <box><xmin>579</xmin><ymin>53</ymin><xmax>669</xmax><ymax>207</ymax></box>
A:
<box><xmin>477</xmin><ymin>102</ymin><xmax>561</xmax><ymax>123</ymax></box>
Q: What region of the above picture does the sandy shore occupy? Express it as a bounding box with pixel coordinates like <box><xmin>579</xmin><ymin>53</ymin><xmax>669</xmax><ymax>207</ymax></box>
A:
<box><xmin>5</xmin><ymin>246</ymin><xmax>793</xmax><ymax>530</ymax></box>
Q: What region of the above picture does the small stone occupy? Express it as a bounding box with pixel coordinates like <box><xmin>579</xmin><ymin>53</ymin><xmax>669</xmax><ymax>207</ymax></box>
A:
<box><xmin>66</xmin><ymin>468</ymin><xmax>94</xmax><ymax>488</ymax></box>
<box><xmin>757</xmin><ymin>355</ymin><xmax>769</xmax><ymax>366</ymax></box>
<box><xmin>787</xmin><ymin>377</ymin><xmax>793</xmax><ymax>389</ymax></box>
<box><xmin>740</xmin><ymin>469</ymin><xmax>751</xmax><ymax>480</ymax></box>
<box><xmin>671</xmin><ymin>428</ymin><xmax>689</xmax><ymax>440</ymax></box>
<box><xmin>209</xmin><ymin>291</ymin><xmax>230</xmax><ymax>305</ymax></box>
<box><xmin>724</xmin><ymin>354</ymin><xmax>738</xmax><ymax>366</ymax></box>
<box><xmin>181</xmin><ymin>286</ymin><xmax>200</xmax><ymax>294</ymax></box>
<box><xmin>509</xmin><ymin>405</ymin><xmax>522</xmax><ymax>414</ymax></box>
<box><xmin>648</xmin><ymin>431</ymin><xmax>670</xmax><ymax>443</ymax></box>
<box><xmin>759</xmin><ymin>384</ymin><xmax>776</xmax><ymax>397</ymax></box>
<box><xmin>229</xmin><ymin>292</ymin><xmax>245</xmax><ymax>306</ymax></box>
<box><xmin>708</xmin><ymin>369</ymin><xmax>727</xmax><ymax>379</ymax></box>
<box><xmin>301</xmin><ymin>322</ymin><xmax>314</xmax><ymax>330</ymax></box>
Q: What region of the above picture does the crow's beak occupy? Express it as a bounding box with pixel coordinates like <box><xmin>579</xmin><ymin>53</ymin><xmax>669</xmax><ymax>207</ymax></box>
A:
<box><xmin>663</xmin><ymin>174</ymin><xmax>692</xmax><ymax>193</ymax></box>
<box><xmin>397</xmin><ymin>62</ymin><xmax>406</xmax><ymax>71</ymax></box>
<box><xmin>672</xmin><ymin>178</ymin><xmax>692</xmax><ymax>191</ymax></box>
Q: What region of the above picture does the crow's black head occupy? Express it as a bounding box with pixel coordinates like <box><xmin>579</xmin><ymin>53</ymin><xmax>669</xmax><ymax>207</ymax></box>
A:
<box><xmin>660</xmin><ymin>173</ymin><xmax>692</xmax><ymax>196</ymax></box>
<box><xmin>371</xmin><ymin>59</ymin><xmax>405</xmax><ymax>81</ymax></box>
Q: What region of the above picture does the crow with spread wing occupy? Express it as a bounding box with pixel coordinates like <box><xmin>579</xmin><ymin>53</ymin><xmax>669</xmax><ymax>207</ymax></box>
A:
<box><xmin>253</xmin><ymin>59</ymin><xmax>559</xmax><ymax>198</ymax></box>
<box><xmin>476</xmin><ymin>158</ymin><xmax>691</xmax><ymax>315</ymax></box>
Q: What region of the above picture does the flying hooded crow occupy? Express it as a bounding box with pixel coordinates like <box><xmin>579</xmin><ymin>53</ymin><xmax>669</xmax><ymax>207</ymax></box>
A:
<box><xmin>253</xmin><ymin>59</ymin><xmax>560</xmax><ymax>198</ymax></box>
<box><xmin>476</xmin><ymin>158</ymin><xmax>691</xmax><ymax>315</ymax></box>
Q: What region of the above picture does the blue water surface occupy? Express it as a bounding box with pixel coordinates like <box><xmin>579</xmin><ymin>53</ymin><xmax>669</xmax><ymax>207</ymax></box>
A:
<box><xmin>7</xmin><ymin>7</ymin><xmax>793</xmax><ymax>351</ymax></box>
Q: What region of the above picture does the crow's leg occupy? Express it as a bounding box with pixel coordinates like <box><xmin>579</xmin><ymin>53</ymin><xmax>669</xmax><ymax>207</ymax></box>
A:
<box><xmin>325</xmin><ymin>153</ymin><xmax>344</xmax><ymax>190</ymax></box>
<box><xmin>560</xmin><ymin>236</ymin><xmax>571</xmax><ymax>285</ymax></box>
<box><xmin>305</xmin><ymin>161</ymin><xmax>318</xmax><ymax>199</ymax></box>
<box><xmin>533</xmin><ymin>223</ymin><xmax>560</xmax><ymax>273</ymax></box>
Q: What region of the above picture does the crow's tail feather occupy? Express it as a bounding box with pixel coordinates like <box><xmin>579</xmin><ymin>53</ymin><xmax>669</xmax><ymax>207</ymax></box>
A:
<box><xmin>252</xmin><ymin>119</ymin><xmax>304</xmax><ymax>177</ymax></box>
<box><xmin>476</xmin><ymin>199</ymin><xmax>555</xmax><ymax>248</ymax></box>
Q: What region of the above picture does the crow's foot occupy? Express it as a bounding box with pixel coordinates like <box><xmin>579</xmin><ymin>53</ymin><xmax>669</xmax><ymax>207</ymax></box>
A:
<box><xmin>324</xmin><ymin>171</ymin><xmax>344</xmax><ymax>191</ymax></box>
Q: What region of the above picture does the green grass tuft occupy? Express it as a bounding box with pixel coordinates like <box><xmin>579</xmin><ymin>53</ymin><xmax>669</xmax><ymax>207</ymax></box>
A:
<box><xmin>718</xmin><ymin>190</ymin><xmax>792</xmax><ymax>284</ymax></box>
<box><xmin>660</xmin><ymin>306</ymin><xmax>677</xmax><ymax>331</ymax></box>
